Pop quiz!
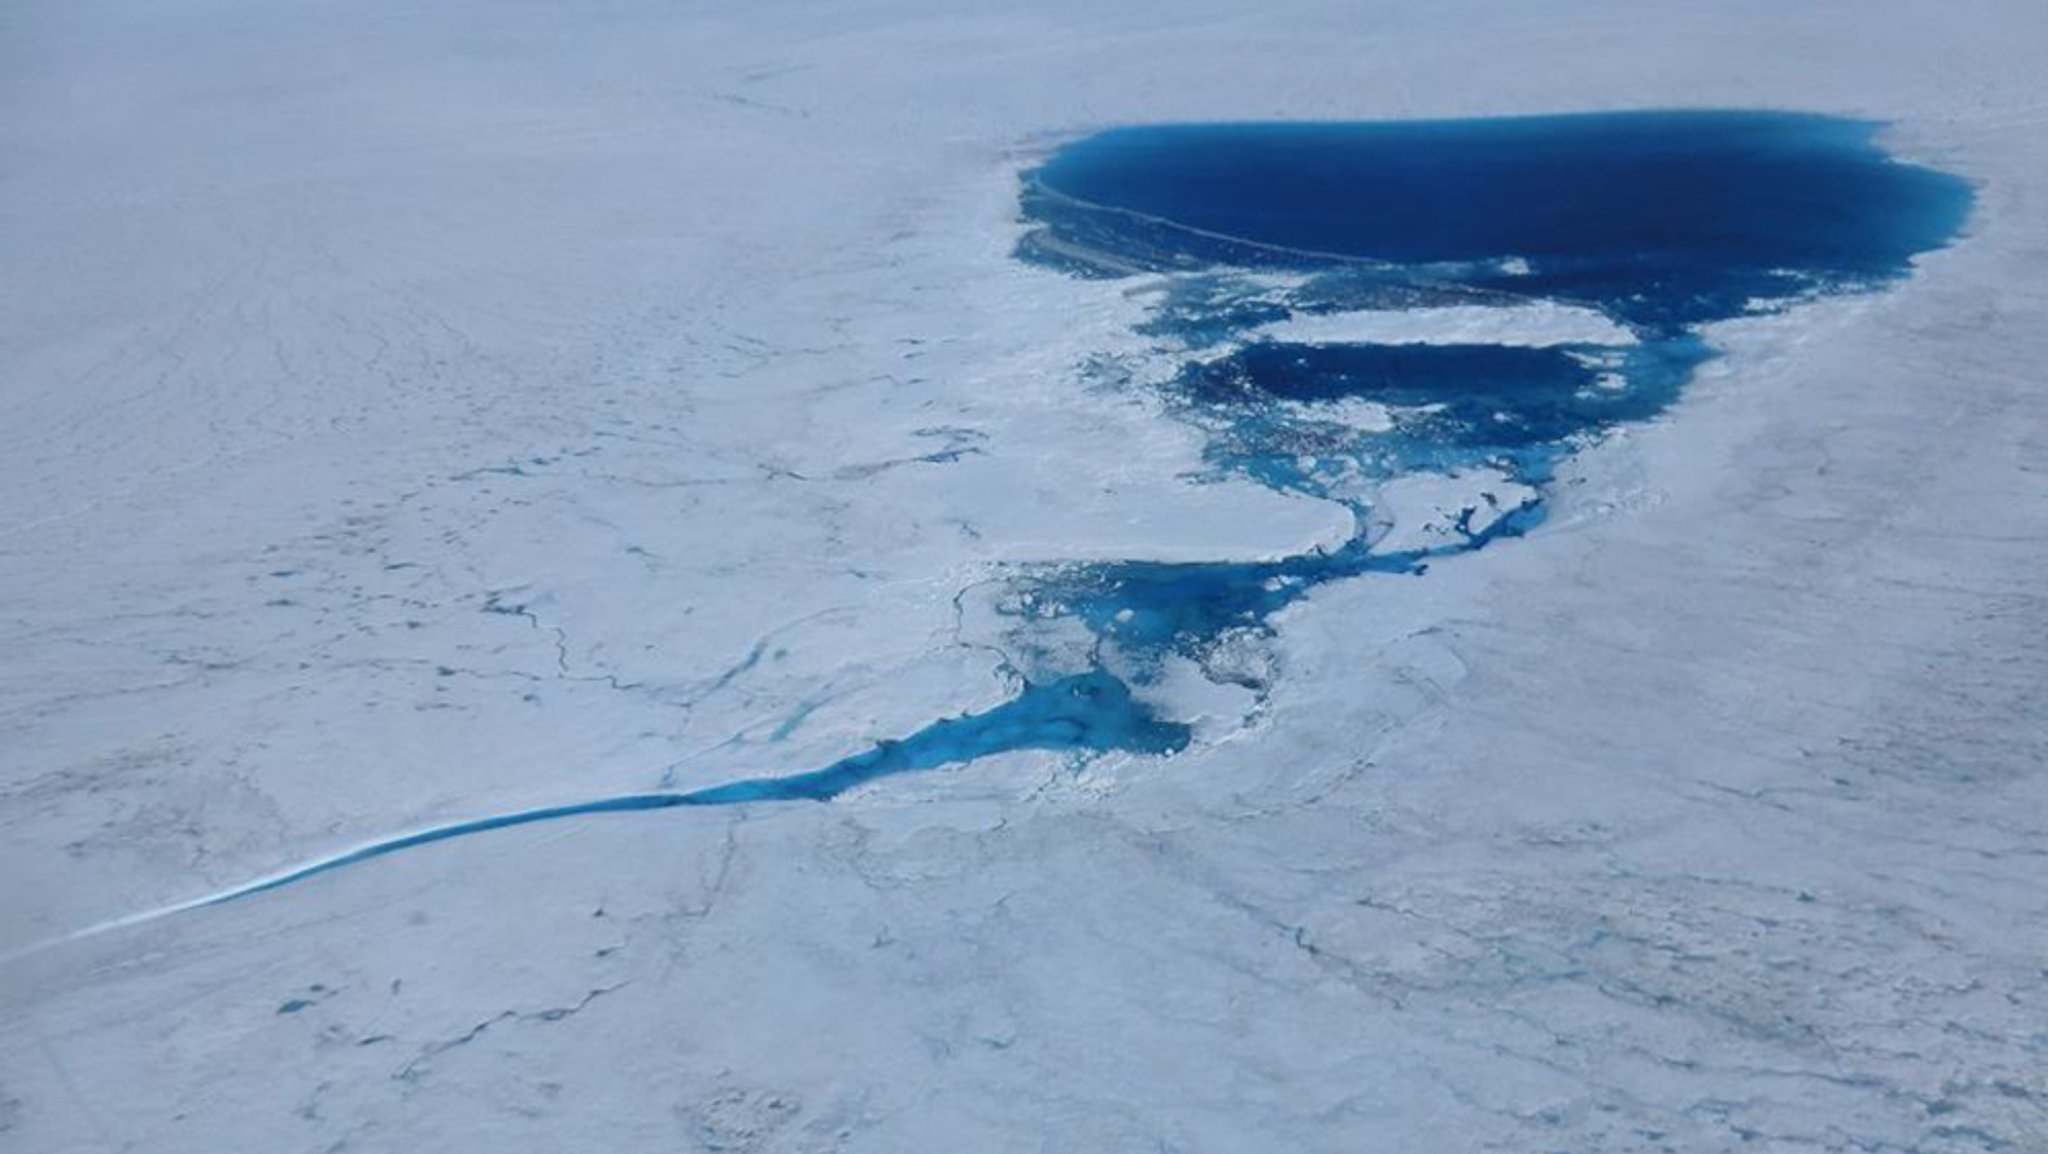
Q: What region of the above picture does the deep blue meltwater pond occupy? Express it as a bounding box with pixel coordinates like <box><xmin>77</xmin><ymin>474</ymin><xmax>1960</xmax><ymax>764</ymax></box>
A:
<box><xmin>1020</xmin><ymin>111</ymin><xmax>1973</xmax><ymax>329</ymax></box>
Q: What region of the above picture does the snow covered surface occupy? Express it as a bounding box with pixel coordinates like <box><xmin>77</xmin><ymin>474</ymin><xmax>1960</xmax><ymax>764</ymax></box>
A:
<box><xmin>3</xmin><ymin>1</ymin><xmax>2046</xmax><ymax>1151</ymax></box>
<box><xmin>1243</xmin><ymin>301</ymin><xmax>1638</xmax><ymax>349</ymax></box>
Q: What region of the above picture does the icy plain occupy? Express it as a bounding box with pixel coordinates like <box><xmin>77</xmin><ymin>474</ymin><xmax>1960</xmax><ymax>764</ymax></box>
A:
<box><xmin>3</xmin><ymin>1</ymin><xmax>2047</xmax><ymax>1151</ymax></box>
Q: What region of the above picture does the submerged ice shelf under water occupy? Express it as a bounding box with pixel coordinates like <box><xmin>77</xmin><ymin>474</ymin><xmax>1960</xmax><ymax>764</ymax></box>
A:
<box><xmin>38</xmin><ymin>111</ymin><xmax>1971</xmax><ymax>935</ymax></box>
<box><xmin>1021</xmin><ymin>111</ymin><xmax>1971</xmax><ymax>327</ymax></box>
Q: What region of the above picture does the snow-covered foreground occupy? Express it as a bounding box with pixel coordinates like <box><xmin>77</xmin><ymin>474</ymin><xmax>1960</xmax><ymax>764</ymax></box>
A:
<box><xmin>3</xmin><ymin>1</ymin><xmax>2046</xmax><ymax>1150</ymax></box>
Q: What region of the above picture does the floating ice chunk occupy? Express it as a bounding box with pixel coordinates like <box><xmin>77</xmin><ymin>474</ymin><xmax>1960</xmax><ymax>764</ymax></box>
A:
<box><xmin>1283</xmin><ymin>396</ymin><xmax>1396</xmax><ymax>432</ymax></box>
<box><xmin>1245</xmin><ymin>302</ymin><xmax>1636</xmax><ymax>349</ymax></box>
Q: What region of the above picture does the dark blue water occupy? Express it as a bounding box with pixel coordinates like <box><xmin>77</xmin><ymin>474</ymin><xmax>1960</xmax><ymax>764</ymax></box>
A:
<box><xmin>1021</xmin><ymin>111</ymin><xmax>1972</xmax><ymax>328</ymax></box>
<box><xmin>149</xmin><ymin>112</ymin><xmax>1968</xmax><ymax>915</ymax></box>
<box><xmin>1183</xmin><ymin>338</ymin><xmax>1710</xmax><ymax>459</ymax></box>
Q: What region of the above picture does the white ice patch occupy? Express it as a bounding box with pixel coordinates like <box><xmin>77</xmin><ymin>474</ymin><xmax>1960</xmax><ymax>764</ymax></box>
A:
<box><xmin>1368</xmin><ymin>468</ymin><xmax>1540</xmax><ymax>553</ymax></box>
<box><xmin>1284</xmin><ymin>396</ymin><xmax>1396</xmax><ymax>432</ymax></box>
<box><xmin>1245</xmin><ymin>302</ymin><xmax>1637</xmax><ymax>349</ymax></box>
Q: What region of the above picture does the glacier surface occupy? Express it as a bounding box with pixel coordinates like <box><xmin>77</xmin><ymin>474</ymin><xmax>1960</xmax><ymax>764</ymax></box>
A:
<box><xmin>2</xmin><ymin>1</ymin><xmax>2046</xmax><ymax>1151</ymax></box>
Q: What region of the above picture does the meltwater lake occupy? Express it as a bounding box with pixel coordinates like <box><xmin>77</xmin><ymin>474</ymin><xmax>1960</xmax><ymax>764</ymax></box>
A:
<box><xmin>97</xmin><ymin>111</ymin><xmax>1971</xmax><ymax>922</ymax></box>
<box><xmin>1004</xmin><ymin>110</ymin><xmax>1968</xmax><ymax>668</ymax></box>
<box><xmin>1022</xmin><ymin>112</ymin><xmax>1970</xmax><ymax>323</ymax></box>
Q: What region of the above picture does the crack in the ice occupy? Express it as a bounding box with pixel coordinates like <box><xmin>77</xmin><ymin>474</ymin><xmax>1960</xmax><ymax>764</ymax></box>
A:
<box><xmin>393</xmin><ymin>982</ymin><xmax>628</xmax><ymax>1082</ymax></box>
